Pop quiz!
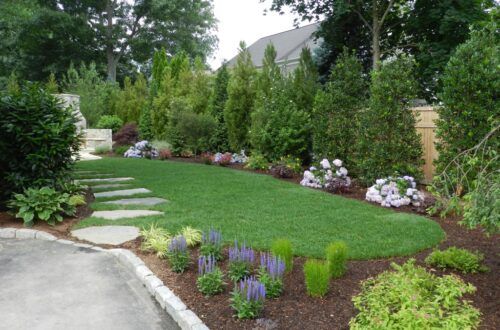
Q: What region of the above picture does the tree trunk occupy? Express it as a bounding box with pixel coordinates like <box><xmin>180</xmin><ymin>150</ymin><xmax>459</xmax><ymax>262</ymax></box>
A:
<box><xmin>105</xmin><ymin>0</ymin><xmax>117</xmax><ymax>83</ymax></box>
<box><xmin>106</xmin><ymin>52</ymin><xmax>118</xmax><ymax>83</ymax></box>
<box><xmin>372</xmin><ymin>0</ymin><xmax>381</xmax><ymax>70</ymax></box>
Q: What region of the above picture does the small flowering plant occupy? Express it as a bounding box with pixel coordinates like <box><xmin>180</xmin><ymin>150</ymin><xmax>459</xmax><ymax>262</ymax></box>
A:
<box><xmin>213</xmin><ymin>152</ymin><xmax>232</xmax><ymax>166</ymax></box>
<box><xmin>200</xmin><ymin>152</ymin><xmax>214</xmax><ymax>165</ymax></box>
<box><xmin>230</xmin><ymin>277</ymin><xmax>266</xmax><ymax>319</ymax></box>
<box><xmin>200</xmin><ymin>229</ymin><xmax>224</xmax><ymax>261</ymax></box>
<box><xmin>231</xmin><ymin>150</ymin><xmax>248</xmax><ymax>164</ymax></box>
<box><xmin>300</xmin><ymin>158</ymin><xmax>351</xmax><ymax>192</ymax></box>
<box><xmin>271</xmin><ymin>156</ymin><xmax>302</xmax><ymax>178</ymax></box>
<box><xmin>124</xmin><ymin>140</ymin><xmax>159</xmax><ymax>159</ymax></box>
<box><xmin>196</xmin><ymin>255</ymin><xmax>225</xmax><ymax>296</ymax></box>
<box><xmin>228</xmin><ymin>241</ymin><xmax>255</xmax><ymax>282</ymax></box>
<box><xmin>166</xmin><ymin>236</ymin><xmax>190</xmax><ymax>273</ymax></box>
<box><xmin>366</xmin><ymin>176</ymin><xmax>424</xmax><ymax>208</ymax></box>
<box><xmin>258</xmin><ymin>253</ymin><xmax>286</xmax><ymax>298</ymax></box>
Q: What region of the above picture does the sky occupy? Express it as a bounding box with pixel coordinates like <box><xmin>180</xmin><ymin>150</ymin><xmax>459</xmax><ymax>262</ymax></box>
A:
<box><xmin>208</xmin><ymin>0</ymin><xmax>302</xmax><ymax>70</ymax></box>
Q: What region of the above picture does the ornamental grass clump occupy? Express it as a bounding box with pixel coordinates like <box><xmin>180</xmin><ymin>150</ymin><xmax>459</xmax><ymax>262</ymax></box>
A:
<box><xmin>197</xmin><ymin>255</ymin><xmax>225</xmax><ymax>296</ymax></box>
<box><xmin>230</xmin><ymin>277</ymin><xmax>266</xmax><ymax>319</ymax></box>
<box><xmin>167</xmin><ymin>236</ymin><xmax>190</xmax><ymax>273</ymax></box>
<box><xmin>425</xmin><ymin>247</ymin><xmax>488</xmax><ymax>273</ymax></box>
<box><xmin>228</xmin><ymin>241</ymin><xmax>255</xmax><ymax>282</ymax></box>
<box><xmin>200</xmin><ymin>229</ymin><xmax>224</xmax><ymax>261</ymax></box>
<box><xmin>258</xmin><ymin>252</ymin><xmax>286</xmax><ymax>298</ymax></box>
<box><xmin>326</xmin><ymin>241</ymin><xmax>348</xmax><ymax>279</ymax></box>
<box><xmin>179</xmin><ymin>226</ymin><xmax>202</xmax><ymax>247</ymax></box>
<box><xmin>140</xmin><ymin>224</ymin><xmax>171</xmax><ymax>258</ymax></box>
<box><xmin>271</xmin><ymin>239</ymin><xmax>293</xmax><ymax>272</ymax></box>
<box><xmin>303</xmin><ymin>259</ymin><xmax>330</xmax><ymax>298</ymax></box>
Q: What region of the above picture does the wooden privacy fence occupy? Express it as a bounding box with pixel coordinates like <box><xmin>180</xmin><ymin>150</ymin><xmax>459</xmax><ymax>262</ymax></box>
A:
<box><xmin>412</xmin><ymin>106</ymin><xmax>439</xmax><ymax>184</ymax></box>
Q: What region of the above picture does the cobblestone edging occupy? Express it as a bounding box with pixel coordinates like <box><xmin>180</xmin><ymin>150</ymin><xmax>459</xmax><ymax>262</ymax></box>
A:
<box><xmin>0</xmin><ymin>228</ymin><xmax>209</xmax><ymax>330</ymax></box>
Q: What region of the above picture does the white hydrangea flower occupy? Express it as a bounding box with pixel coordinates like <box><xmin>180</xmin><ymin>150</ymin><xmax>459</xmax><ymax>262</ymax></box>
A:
<box><xmin>332</xmin><ymin>159</ymin><xmax>342</xmax><ymax>167</ymax></box>
<box><xmin>320</xmin><ymin>159</ymin><xmax>331</xmax><ymax>169</ymax></box>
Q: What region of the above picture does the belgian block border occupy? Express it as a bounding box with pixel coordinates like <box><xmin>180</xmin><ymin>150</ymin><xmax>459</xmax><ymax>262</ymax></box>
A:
<box><xmin>0</xmin><ymin>227</ymin><xmax>209</xmax><ymax>330</ymax></box>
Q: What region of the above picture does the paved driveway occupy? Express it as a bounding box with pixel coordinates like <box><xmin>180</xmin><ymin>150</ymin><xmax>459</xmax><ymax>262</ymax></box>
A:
<box><xmin>0</xmin><ymin>239</ymin><xmax>179</xmax><ymax>330</ymax></box>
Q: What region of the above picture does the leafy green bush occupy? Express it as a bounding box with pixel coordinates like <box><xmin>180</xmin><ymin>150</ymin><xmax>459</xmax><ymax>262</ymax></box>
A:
<box><xmin>96</xmin><ymin>115</ymin><xmax>123</xmax><ymax>133</ymax></box>
<box><xmin>350</xmin><ymin>259</ymin><xmax>481</xmax><ymax>329</ymax></box>
<box><xmin>0</xmin><ymin>83</ymin><xmax>81</xmax><ymax>203</ymax></box>
<box><xmin>425</xmin><ymin>247</ymin><xmax>488</xmax><ymax>273</ymax></box>
<box><xmin>208</xmin><ymin>63</ymin><xmax>230</xmax><ymax>152</ymax></box>
<box><xmin>8</xmin><ymin>187</ymin><xmax>75</xmax><ymax>226</ymax></box>
<box><xmin>271</xmin><ymin>239</ymin><xmax>293</xmax><ymax>272</ymax></box>
<box><xmin>312</xmin><ymin>49</ymin><xmax>367</xmax><ymax>167</ymax></box>
<box><xmin>111</xmin><ymin>74</ymin><xmax>148</xmax><ymax>124</ymax></box>
<box><xmin>68</xmin><ymin>195</ymin><xmax>86</xmax><ymax>206</ymax></box>
<box><xmin>113</xmin><ymin>145</ymin><xmax>130</xmax><ymax>156</ymax></box>
<box><xmin>245</xmin><ymin>153</ymin><xmax>268</xmax><ymax>170</ymax></box>
<box><xmin>355</xmin><ymin>56</ymin><xmax>423</xmax><ymax>185</ymax></box>
<box><xmin>326</xmin><ymin>241</ymin><xmax>348</xmax><ymax>278</ymax></box>
<box><xmin>303</xmin><ymin>259</ymin><xmax>330</xmax><ymax>298</ymax></box>
<box><xmin>93</xmin><ymin>146</ymin><xmax>112</xmax><ymax>154</ymax></box>
<box><xmin>270</xmin><ymin>156</ymin><xmax>302</xmax><ymax>178</ymax></box>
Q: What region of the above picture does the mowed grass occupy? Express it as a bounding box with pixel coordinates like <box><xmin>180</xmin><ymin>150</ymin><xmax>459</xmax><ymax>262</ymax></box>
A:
<box><xmin>76</xmin><ymin>158</ymin><xmax>444</xmax><ymax>259</ymax></box>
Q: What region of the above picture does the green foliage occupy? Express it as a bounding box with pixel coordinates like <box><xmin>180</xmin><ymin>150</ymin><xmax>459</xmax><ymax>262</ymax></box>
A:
<box><xmin>167</xmin><ymin>249</ymin><xmax>190</xmax><ymax>273</ymax></box>
<box><xmin>45</xmin><ymin>73</ymin><xmax>59</xmax><ymax>93</ymax></box>
<box><xmin>0</xmin><ymin>83</ymin><xmax>80</xmax><ymax>203</ymax></box>
<box><xmin>258</xmin><ymin>267</ymin><xmax>283</xmax><ymax>298</ymax></box>
<box><xmin>303</xmin><ymin>259</ymin><xmax>330</xmax><ymax>298</ymax></box>
<box><xmin>140</xmin><ymin>224</ymin><xmax>172</xmax><ymax>258</ymax></box>
<box><xmin>113</xmin><ymin>145</ymin><xmax>130</xmax><ymax>156</ymax></box>
<box><xmin>188</xmin><ymin>57</ymin><xmax>212</xmax><ymax>114</ymax></box>
<box><xmin>96</xmin><ymin>115</ymin><xmax>123</xmax><ymax>133</ymax></box>
<box><xmin>326</xmin><ymin>241</ymin><xmax>348</xmax><ymax>278</ymax></box>
<box><xmin>245</xmin><ymin>153</ymin><xmax>269</xmax><ymax>170</ymax></box>
<box><xmin>350</xmin><ymin>259</ymin><xmax>481</xmax><ymax>329</ymax></box>
<box><xmin>292</xmin><ymin>47</ymin><xmax>318</xmax><ymax>114</ymax></box>
<box><xmin>138</xmin><ymin>105</ymin><xmax>154</xmax><ymax>140</ymax></box>
<box><xmin>434</xmin><ymin>24</ymin><xmax>499</xmax><ymax>195</ymax></box>
<box><xmin>209</xmin><ymin>63</ymin><xmax>230</xmax><ymax>151</ymax></box>
<box><xmin>230</xmin><ymin>286</ymin><xmax>265</xmax><ymax>319</ymax></box>
<box><xmin>64</xmin><ymin>62</ymin><xmax>118</xmax><ymax>127</ymax></box>
<box><xmin>225</xmin><ymin>41</ymin><xmax>256</xmax><ymax>151</ymax></box>
<box><xmin>312</xmin><ymin>49</ymin><xmax>367</xmax><ymax>166</ymax></box>
<box><xmin>271</xmin><ymin>239</ymin><xmax>293</xmax><ymax>272</ymax></box>
<box><xmin>272</xmin><ymin>156</ymin><xmax>302</xmax><ymax>174</ymax></box>
<box><xmin>68</xmin><ymin>194</ymin><xmax>86</xmax><ymax>207</ymax></box>
<box><xmin>179</xmin><ymin>226</ymin><xmax>202</xmax><ymax>247</ymax></box>
<box><xmin>462</xmin><ymin>172</ymin><xmax>499</xmax><ymax>234</ymax></box>
<box><xmin>425</xmin><ymin>247</ymin><xmax>488</xmax><ymax>273</ymax></box>
<box><xmin>228</xmin><ymin>261</ymin><xmax>251</xmax><ymax>282</ymax></box>
<box><xmin>356</xmin><ymin>57</ymin><xmax>423</xmax><ymax>185</ymax></box>
<box><xmin>8</xmin><ymin>187</ymin><xmax>75</xmax><ymax>227</ymax></box>
<box><xmin>200</xmin><ymin>243</ymin><xmax>224</xmax><ymax>262</ymax></box>
<box><xmin>93</xmin><ymin>146</ymin><xmax>112</xmax><ymax>155</ymax></box>
<box><xmin>197</xmin><ymin>268</ymin><xmax>225</xmax><ymax>296</ymax></box>
<box><xmin>112</xmin><ymin>74</ymin><xmax>148</xmax><ymax>124</ymax></box>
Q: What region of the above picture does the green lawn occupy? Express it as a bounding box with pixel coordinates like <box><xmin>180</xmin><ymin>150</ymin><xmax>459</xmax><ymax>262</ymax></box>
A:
<box><xmin>76</xmin><ymin>158</ymin><xmax>444</xmax><ymax>259</ymax></box>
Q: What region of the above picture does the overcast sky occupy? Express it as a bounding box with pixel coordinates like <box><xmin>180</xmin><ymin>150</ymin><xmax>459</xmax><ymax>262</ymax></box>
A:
<box><xmin>209</xmin><ymin>0</ymin><xmax>302</xmax><ymax>69</ymax></box>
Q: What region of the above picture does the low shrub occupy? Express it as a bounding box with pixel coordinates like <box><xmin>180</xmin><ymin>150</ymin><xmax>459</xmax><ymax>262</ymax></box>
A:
<box><xmin>258</xmin><ymin>253</ymin><xmax>286</xmax><ymax>298</ymax></box>
<box><xmin>179</xmin><ymin>226</ymin><xmax>202</xmax><ymax>247</ymax></box>
<box><xmin>68</xmin><ymin>195</ymin><xmax>86</xmax><ymax>206</ymax></box>
<box><xmin>124</xmin><ymin>140</ymin><xmax>159</xmax><ymax>159</ymax></box>
<box><xmin>167</xmin><ymin>236</ymin><xmax>190</xmax><ymax>273</ymax></box>
<box><xmin>112</xmin><ymin>122</ymin><xmax>138</xmax><ymax>147</ymax></box>
<box><xmin>96</xmin><ymin>115</ymin><xmax>123</xmax><ymax>133</ymax></box>
<box><xmin>213</xmin><ymin>152</ymin><xmax>232</xmax><ymax>166</ymax></box>
<box><xmin>197</xmin><ymin>255</ymin><xmax>225</xmax><ymax>296</ymax></box>
<box><xmin>200</xmin><ymin>229</ymin><xmax>224</xmax><ymax>261</ymax></box>
<box><xmin>201</xmin><ymin>152</ymin><xmax>214</xmax><ymax>165</ymax></box>
<box><xmin>8</xmin><ymin>187</ymin><xmax>75</xmax><ymax>227</ymax></box>
<box><xmin>271</xmin><ymin>156</ymin><xmax>302</xmax><ymax>178</ymax></box>
<box><xmin>230</xmin><ymin>277</ymin><xmax>266</xmax><ymax>319</ymax></box>
<box><xmin>158</xmin><ymin>148</ymin><xmax>172</xmax><ymax>160</ymax></box>
<box><xmin>140</xmin><ymin>224</ymin><xmax>171</xmax><ymax>258</ymax></box>
<box><xmin>93</xmin><ymin>146</ymin><xmax>112</xmax><ymax>154</ymax></box>
<box><xmin>425</xmin><ymin>247</ymin><xmax>488</xmax><ymax>273</ymax></box>
<box><xmin>300</xmin><ymin>159</ymin><xmax>351</xmax><ymax>192</ymax></box>
<box><xmin>271</xmin><ymin>239</ymin><xmax>293</xmax><ymax>272</ymax></box>
<box><xmin>151</xmin><ymin>140</ymin><xmax>172</xmax><ymax>151</ymax></box>
<box><xmin>113</xmin><ymin>145</ymin><xmax>130</xmax><ymax>156</ymax></box>
<box><xmin>326</xmin><ymin>241</ymin><xmax>348</xmax><ymax>278</ymax></box>
<box><xmin>245</xmin><ymin>153</ymin><xmax>268</xmax><ymax>170</ymax></box>
<box><xmin>60</xmin><ymin>181</ymin><xmax>87</xmax><ymax>196</ymax></box>
<box><xmin>366</xmin><ymin>176</ymin><xmax>424</xmax><ymax>208</ymax></box>
<box><xmin>350</xmin><ymin>259</ymin><xmax>481</xmax><ymax>329</ymax></box>
<box><xmin>303</xmin><ymin>259</ymin><xmax>330</xmax><ymax>298</ymax></box>
<box><xmin>228</xmin><ymin>241</ymin><xmax>255</xmax><ymax>282</ymax></box>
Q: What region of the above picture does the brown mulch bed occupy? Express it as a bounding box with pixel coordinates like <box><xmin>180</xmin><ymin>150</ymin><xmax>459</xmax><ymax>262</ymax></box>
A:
<box><xmin>1</xmin><ymin>161</ymin><xmax>498</xmax><ymax>329</ymax></box>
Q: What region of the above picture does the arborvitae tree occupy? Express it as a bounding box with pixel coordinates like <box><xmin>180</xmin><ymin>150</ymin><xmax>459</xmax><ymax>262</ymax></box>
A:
<box><xmin>139</xmin><ymin>105</ymin><xmax>154</xmax><ymax>140</ymax></box>
<box><xmin>45</xmin><ymin>73</ymin><xmax>59</xmax><ymax>93</ymax></box>
<box><xmin>292</xmin><ymin>47</ymin><xmax>318</xmax><ymax>114</ymax></box>
<box><xmin>256</xmin><ymin>43</ymin><xmax>281</xmax><ymax>96</ymax></box>
<box><xmin>189</xmin><ymin>56</ymin><xmax>212</xmax><ymax>114</ymax></box>
<box><xmin>152</xmin><ymin>65</ymin><xmax>174</xmax><ymax>139</ymax></box>
<box><xmin>434</xmin><ymin>23</ymin><xmax>499</xmax><ymax>192</ymax></box>
<box><xmin>356</xmin><ymin>56</ymin><xmax>423</xmax><ymax>185</ymax></box>
<box><xmin>6</xmin><ymin>72</ymin><xmax>20</xmax><ymax>94</ymax></box>
<box><xmin>150</xmin><ymin>48</ymin><xmax>168</xmax><ymax>99</ymax></box>
<box><xmin>312</xmin><ymin>49</ymin><xmax>367</xmax><ymax>166</ymax></box>
<box><xmin>113</xmin><ymin>74</ymin><xmax>148</xmax><ymax>124</ymax></box>
<box><xmin>224</xmin><ymin>41</ymin><xmax>256</xmax><ymax>151</ymax></box>
<box><xmin>209</xmin><ymin>63</ymin><xmax>230</xmax><ymax>151</ymax></box>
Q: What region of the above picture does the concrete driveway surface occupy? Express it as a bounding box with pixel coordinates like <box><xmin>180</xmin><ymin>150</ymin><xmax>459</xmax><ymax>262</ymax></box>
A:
<box><xmin>0</xmin><ymin>238</ymin><xmax>179</xmax><ymax>330</ymax></box>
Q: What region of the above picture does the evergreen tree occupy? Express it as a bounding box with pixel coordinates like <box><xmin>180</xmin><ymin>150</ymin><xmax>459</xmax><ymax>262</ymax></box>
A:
<box><xmin>112</xmin><ymin>74</ymin><xmax>148</xmax><ymax>124</ymax></box>
<box><xmin>189</xmin><ymin>56</ymin><xmax>212</xmax><ymax>114</ymax></box>
<box><xmin>151</xmin><ymin>65</ymin><xmax>174</xmax><ymax>139</ymax></box>
<box><xmin>139</xmin><ymin>105</ymin><xmax>154</xmax><ymax>140</ymax></box>
<box><xmin>224</xmin><ymin>42</ymin><xmax>256</xmax><ymax>151</ymax></box>
<box><xmin>45</xmin><ymin>72</ymin><xmax>59</xmax><ymax>93</ymax></box>
<box><xmin>292</xmin><ymin>47</ymin><xmax>318</xmax><ymax>114</ymax></box>
<box><xmin>209</xmin><ymin>62</ymin><xmax>230</xmax><ymax>151</ymax></box>
<box><xmin>312</xmin><ymin>49</ymin><xmax>367</xmax><ymax>166</ymax></box>
<box><xmin>356</xmin><ymin>57</ymin><xmax>423</xmax><ymax>185</ymax></box>
<box><xmin>256</xmin><ymin>43</ymin><xmax>281</xmax><ymax>96</ymax></box>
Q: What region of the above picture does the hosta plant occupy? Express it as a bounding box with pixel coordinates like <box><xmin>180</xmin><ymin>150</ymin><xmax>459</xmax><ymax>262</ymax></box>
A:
<box><xmin>200</xmin><ymin>229</ymin><xmax>224</xmax><ymax>261</ymax></box>
<box><xmin>258</xmin><ymin>253</ymin><xmax>286</xmax><ymax>298</ymax></box>
<box><xmin>8</xmin><ymin>187</ymin><xmax>75</xmax><ymax>227</ymax></box>
<box><xmin>230</xmin><ymin>277</ymin><xmax>266</xmax><ymax>319</ymax></box>
<box><xmin>228</xmin><ymin>241</ymin><xmax>255</xmax><ymax>282</ymax></box>
<box><xmin>167</xmin><ymin>236</ymin><xmax>190</xmax><ymax>273</ymax></box>
<box><xmin>366</xmin><ymin>176</ymin><xmax>424</xmax><ymax>208</ymax></box>
<box><xmin>197</xmin><ymin>255</ymin><xmax>225</xmax><ymax>296</ymax></box>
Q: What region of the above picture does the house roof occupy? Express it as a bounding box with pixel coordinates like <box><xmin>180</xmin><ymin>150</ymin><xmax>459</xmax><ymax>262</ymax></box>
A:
<box><xmin>227</xmin><ymin>22</ymin><xmax>321</xmax><ymax>68</ymax></box>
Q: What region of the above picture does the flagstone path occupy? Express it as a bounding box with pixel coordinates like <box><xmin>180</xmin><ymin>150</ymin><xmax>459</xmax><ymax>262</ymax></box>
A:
<box><xmin>94</xmin><ymin>188</ymin><xmax>151</xmax><ymax>198</ymax></box>
<box><xmin>101</xmin><ymin>197</ymin><xmax>168</xmax><ymax>206</ymax></box>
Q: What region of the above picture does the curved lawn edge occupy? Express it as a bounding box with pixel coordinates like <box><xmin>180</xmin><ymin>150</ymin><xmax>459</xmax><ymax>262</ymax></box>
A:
<box><xmin>76</xmin><ymin>158</ymin><xmax>445</xmax><ymax>260</ymax></box>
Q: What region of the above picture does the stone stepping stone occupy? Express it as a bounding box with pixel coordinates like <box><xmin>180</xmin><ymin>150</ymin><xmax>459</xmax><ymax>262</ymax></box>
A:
<box><xmin>94</xmin><ymin>188</ymin><xmax>151</xmax><ymax>198</ymax></box>
<box><xmin>92</xmin><ymin>183</ymin><xmax>132</xmax><ymax>190</ymax></box>
<box><xmin>101</xmin><ymin>197</ymin><xmax>168</xmax><ymax>206</ymax></box>
<box><xmin>75</xmin><ymin>177</ymin><xmax>134</xmax><ymax>183</ymax></box>
<box><xmin>71</xmin><ymin>226</ymin><xmax>140</xmax><ymax>245</ymax></box>
<box><xmin>91</xmin><ymin>210</ymin><xmax>163</xmax><ymax>220</ymax></box>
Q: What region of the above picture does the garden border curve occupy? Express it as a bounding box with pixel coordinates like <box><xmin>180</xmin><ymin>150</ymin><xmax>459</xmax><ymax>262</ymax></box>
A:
<box><xmin>0</xmin><ymin>227</ymin><xmax>209</xmax><ymax>330</ymax></box>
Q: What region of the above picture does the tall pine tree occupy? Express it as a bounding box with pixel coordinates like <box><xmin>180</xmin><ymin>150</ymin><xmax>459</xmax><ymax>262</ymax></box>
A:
<box><xmin>209</xmin><ymin>63</ymin><xmax>230</xmax><ymax>151</ymax></box>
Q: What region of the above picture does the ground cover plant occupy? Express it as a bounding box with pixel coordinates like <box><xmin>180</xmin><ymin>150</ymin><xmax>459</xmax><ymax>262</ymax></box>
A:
<box><xmin>76</xmin><ymin>158</ymin><xmax>444</xmax><ymax>259</ymax></box>
<box><xmin>425</xmin><ymin>247</ymin><xmax>488</xmax><ymax>273</ymax></box>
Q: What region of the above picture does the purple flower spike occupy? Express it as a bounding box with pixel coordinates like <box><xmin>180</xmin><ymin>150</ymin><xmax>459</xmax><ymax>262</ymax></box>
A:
<box><xmin>237</xmin><ymin>277</ymin><xmax>266</xmax><ymax>303</ymax></box>
<box><xmin>168</xmin><ymin>236</ymin><xmax>188</xmax><ymax>253</ymax></box>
